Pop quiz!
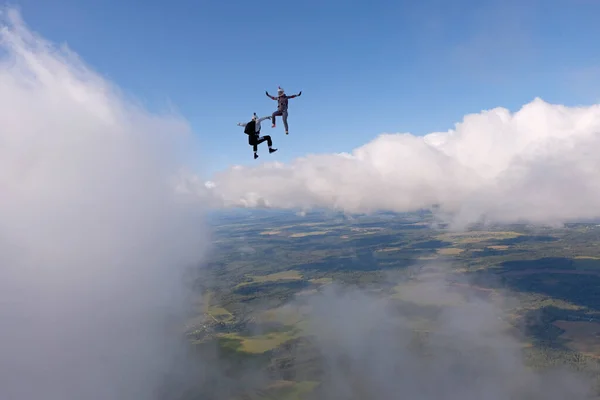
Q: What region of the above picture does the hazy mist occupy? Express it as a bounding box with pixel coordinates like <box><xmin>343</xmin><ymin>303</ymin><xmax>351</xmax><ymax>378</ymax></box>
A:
<box><xmin>0</xmin><ymin>7</ymin><xmax>206</xmax><ymax>400</ymax></box>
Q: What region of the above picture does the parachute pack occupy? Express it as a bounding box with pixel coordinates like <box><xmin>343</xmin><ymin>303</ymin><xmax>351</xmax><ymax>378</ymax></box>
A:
<box><xmin>244</xmin><ymin>119</ymin><xmax>256</xmax><ymax>135</ymax></box>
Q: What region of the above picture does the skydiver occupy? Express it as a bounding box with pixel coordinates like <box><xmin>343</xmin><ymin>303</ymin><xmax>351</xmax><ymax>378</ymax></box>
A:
<box><xmin>265</xmin><ymin>86</ymin><xmax>302</xmax><ymax>135</ymax></box>
<box><xmin>238</xmin><ymin>113</ymin><xmax>278</xmax><ymax>159</ymax></box>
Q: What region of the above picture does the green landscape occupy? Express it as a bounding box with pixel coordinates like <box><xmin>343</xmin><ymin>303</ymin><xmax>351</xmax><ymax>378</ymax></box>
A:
<box><xmin>184</xmin><ymin>210</ymin><xmax>600</xmax><ymax>399</ymax></box>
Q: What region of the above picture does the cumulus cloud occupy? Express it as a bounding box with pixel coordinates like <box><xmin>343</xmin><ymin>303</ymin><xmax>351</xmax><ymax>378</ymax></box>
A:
<box><xmin>0</xmin><ymin>7</ymin><xmax>206</xmax><ymax>400</ymax></box>
<box><xmin>199</xmin><ymin>99</ymin><xmax>600</xmax><ymax>227</ymax></box>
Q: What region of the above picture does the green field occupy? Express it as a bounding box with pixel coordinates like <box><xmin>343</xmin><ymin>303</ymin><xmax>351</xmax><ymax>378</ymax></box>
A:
<box><xmin>185</xmin><ymin>211</ymin><xmax>600</xmax><ymax>399</ymax></box>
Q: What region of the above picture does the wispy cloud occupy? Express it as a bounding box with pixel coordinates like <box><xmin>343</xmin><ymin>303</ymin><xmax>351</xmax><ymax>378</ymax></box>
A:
<box><xmin>298</xmin><ymin>264</ymin><xmax>597</xmax><ymax>399</ymax></box>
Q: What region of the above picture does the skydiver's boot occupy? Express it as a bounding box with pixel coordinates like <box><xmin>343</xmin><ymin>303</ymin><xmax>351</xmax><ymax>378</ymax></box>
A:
<box><xmin>254</xmin><ymin>152</ymin><xmax>259</xmax><ymax>159</ymax></box>
<box><xmin>285</xmin><ymin>131</ymin><xmax>289</xmax><ymax>135</ymax></box>
<box><xmin>269</xmin><ymin>147</ymin><xmax>277</xmax><ymax>154</ymax></box>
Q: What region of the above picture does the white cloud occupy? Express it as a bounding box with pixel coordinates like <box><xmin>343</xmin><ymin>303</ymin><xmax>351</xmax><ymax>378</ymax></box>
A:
<box><xmin>0</xmin><ymin>7</ymin><xmax>206</xmax><ymax>400</ymax></box>
<box><xmin>201</xmin><ymin>98</ymin><xmax>600</xmax><ymax>227</ymax></box>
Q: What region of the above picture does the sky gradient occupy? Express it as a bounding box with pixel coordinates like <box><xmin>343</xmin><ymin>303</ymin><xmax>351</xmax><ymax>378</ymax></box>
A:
<box><xmin>9</xmin><ymin>0</ymin><xmax>600</xmax><ymax>176</ymax></box>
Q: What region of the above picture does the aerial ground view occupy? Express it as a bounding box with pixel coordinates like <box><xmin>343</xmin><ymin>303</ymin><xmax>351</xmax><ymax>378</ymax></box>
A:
<box><xmin>178</xmin><ymin>210</ymin><xmax>600</xmax><ymax>399</ymax></box>
<box><xmin>4</xmin><ymin>2</ymin><xmax>600</xmax><ymax>400</ymax></box>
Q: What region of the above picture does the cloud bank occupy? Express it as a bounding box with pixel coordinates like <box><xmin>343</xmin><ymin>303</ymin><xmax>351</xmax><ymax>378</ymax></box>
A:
<box><xmin>300</xmin><ymin>268</ymin><xmax>597</xmax><ymax>399</ymax></box>
<box><xmin>199</xmin><ymin>99</ymin><xmax>600</xmax><ymax>227</ymax></box>
<box><xmin>0</xmin><ymin>7</ymin><xmax>206</xmax><ymax>400</ymax></box>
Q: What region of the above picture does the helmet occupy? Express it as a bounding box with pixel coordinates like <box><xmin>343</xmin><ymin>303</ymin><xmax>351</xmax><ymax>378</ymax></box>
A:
<box><xmin>252</xmin><ymin>113</ymin><xmax>258</xmax><ymax>121</ymax></box>
<box><xmin>277</xmin><ymin>86</ymin><xmax>284</xmax><ymax>95</ymax></box>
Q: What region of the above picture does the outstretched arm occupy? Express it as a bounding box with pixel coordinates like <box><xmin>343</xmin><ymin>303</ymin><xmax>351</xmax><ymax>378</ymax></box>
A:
<box><xmin>265</xmin><ymin>91</ymin><xmax>277</xmax><ymax>100</ymax></box>
<box><xmin>257</xmin><ymin>116</ymin><xmax>271</xmax><ymax>123</ymax></box>
<box><xmin>288</xmin><ymin>91</ymin><xmax>302</xmax><ymax>99</ymax></box>
<box><xmin>237</xmin><ymin>122</ymin><xmax>246</xmax><ymax>127</ymax></box>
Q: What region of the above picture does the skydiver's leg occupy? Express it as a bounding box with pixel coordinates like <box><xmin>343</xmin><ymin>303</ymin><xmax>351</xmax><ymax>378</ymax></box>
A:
<box><xmin>255</xmin><ymin>137</ymin><xmax>267</xmax><ymax>146</ymax></box>
<box><xmin>282</xmin><ymin>110</ymin><xmax>289</xmax><ymax>134</ymax></box>
<box><xmin>253</xmin><ymin>137</ymin><xmax>267</xmax><ymax>159</ymax></box>
<box><xmin>271</xmin><ymin>110</ymin><xmax>283</xmax><ymax>127</ymax></box>
<box><xmin>257</xmin><ymin>135</ymin><xmax>277</xmax><ymax>154</ymax></box>
<box><xmin>250</xmin><ymin>136</ymin><xmax>259</xmax><ymax>159</ymax></box>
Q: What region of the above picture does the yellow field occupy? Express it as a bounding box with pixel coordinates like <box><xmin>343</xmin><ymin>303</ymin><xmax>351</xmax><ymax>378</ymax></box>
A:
<box><xmin>209</xmin><ymin>307</ymin><xmax>233</xmax><ymax>321</ymax></box>
<box><xmin>237</xmin><ymin>270</ymin><xmax>303</xmax><ymax>288</ymax></box>
<box><xmin>535</xmin><ymin>298</ymin><xmax>583</xmax><ymax>310</ymax></box>
<box><xmin>488</xmin><ymin>245</ymin><xmax>510</xmax><ymax>250</ymax></box>
<box><xmin>375</xmin><ymin>247</ymin><xmax>404</xmax><ymax>253</ymax></box>
<box><xmin>309</xmin><ymin>277</ymin><xmax>333</xmax><ymax>285</ymax></box>
<box><xmin>289</xmin><ymin>231</ymin><xmax>331</xmax><ymax>238</ymax></box>
<box><xmin>220</xmin><ymin>328</ymin><xmax>301</xmax><ymax>353</ymax></box>
<box><xmin>259</xmin><ymin>222</ymin><xmax>334</xmax><ymax>236</ymax></box>
<box><xmin>202</xmin><ymin>291</ymin><xmax>234</xmax><ymax>322</ymax></box>
<box><xmin>437</xmin><ymin>248</ymin><xmax>464</xmax><ymax>256</ymax></box>
<box><xmin>280</xmin><ymin>222</ymin><xmax>325</xmax><ymax>229</ymax></box>
<box><xmin>349</xmin><ymin>227</ymin><xmax>384</xmax><ymax>232</ymax></box>
<box><xmin>253</xmin><ymin>270</ymin><xmax>303</xmax><ymax>282</ymax></box>
<box><xmin>436</xmin><ymin>231</ymin><xmax>522</xmax><ymax>244</ymax></box>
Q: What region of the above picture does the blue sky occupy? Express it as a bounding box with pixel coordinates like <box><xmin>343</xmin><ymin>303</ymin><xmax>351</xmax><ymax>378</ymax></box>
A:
<box><xmin>10</xmin><ymin>0</ymin><xmax>600</xmax><ymax>177</ymax></box>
